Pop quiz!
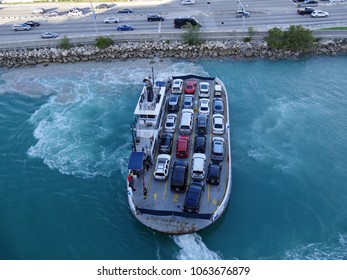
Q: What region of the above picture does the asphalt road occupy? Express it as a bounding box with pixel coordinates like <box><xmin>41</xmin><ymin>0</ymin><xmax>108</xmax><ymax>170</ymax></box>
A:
<box><xmin>0</xmin><ymin>0</ymin><xmax>346</xmax><ymax>43</ymax></box>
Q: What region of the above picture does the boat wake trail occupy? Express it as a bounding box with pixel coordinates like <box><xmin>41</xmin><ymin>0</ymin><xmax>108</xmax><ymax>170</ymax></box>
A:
<box><xmin>172</xmin><ymin>233</ymin><xmax>222</xmax><ymax>260</ymax></box>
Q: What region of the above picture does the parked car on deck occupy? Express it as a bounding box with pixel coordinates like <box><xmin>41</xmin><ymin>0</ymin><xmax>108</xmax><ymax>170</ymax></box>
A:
<box><xmin>183</xmin><ymin>181</ymin><xmax>204</xmax><ymax>213</ymax></box>
<box><xmin>184</xmin><ymin>80</ymin><xmax>196</xmax><ymax>94</ymax></box>
<box><xmin>153</xmin><ymin>154</ymin><xmax>171</xmax><ymax>180</ymax></box>
<box><xmin>48</xmin><ymin>11</ymin><xmax>60</xmax><ymax>17</ymax></box>
<box><xmin>165</xmin><ymin>113</ymin><xmax>177</xmax><ymax>133</ymax></box>
<box><xmin>31</xmin><ymin>8</ymin><xmax>45</xmax><ymax>14</ymax></box>
<box><xmin>181</xmin><ymin>0</ymin><xmax>195</xmax><ymax>4</ymax></box>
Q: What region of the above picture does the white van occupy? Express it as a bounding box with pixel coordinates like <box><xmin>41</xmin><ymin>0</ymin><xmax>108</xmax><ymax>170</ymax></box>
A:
<box><xmin>191</xmin><ymin>153</ymin><xmax>206</xmax><ymax>180</ymax></box>
<box><xmin>179</xmin><ymin>109</ymin><xmax>194</xmax><ymax>135</ymax></box>
<box><xmin>171</xmin><ymin>79</ymin><xmax>183</xmax><ymax>94</ymax></box>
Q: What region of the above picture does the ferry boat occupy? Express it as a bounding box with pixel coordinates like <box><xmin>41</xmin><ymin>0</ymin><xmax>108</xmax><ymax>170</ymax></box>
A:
<box><xmin>127</xmin><ymin>71</ymin><xmax>232</xmax><ymax>235</ymax></box>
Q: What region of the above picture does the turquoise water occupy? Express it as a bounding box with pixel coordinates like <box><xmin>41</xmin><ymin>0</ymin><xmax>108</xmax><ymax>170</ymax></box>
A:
<box><xmin>0</xmin><ymin>57</ymin><xmax>346</xmax><ymax>260</ymax></box>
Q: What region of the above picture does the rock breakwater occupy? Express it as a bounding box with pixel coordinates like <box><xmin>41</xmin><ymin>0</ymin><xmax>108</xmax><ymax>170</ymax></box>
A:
<box><xmin>0</xmin><ymin>39</ymin><xmax>346</xmax><ymax>68</ymax></box>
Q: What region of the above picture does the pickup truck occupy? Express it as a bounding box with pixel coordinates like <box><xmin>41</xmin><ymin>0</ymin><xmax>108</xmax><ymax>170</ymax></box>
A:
<box><xmin>297</xmin><ymin>7</ymin><xmax>315</xmax><ymax>15</ymax></box>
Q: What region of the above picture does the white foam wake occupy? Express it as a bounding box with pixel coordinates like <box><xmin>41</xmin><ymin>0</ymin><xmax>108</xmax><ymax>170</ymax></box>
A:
<box><xmin>172</xmin><ymin>233</ymin><xmax>222</xmax><ymax>260</ymax></box>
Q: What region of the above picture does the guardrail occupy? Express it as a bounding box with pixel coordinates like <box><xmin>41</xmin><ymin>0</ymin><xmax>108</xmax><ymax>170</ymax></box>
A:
<box><xmin>0</xmin><ymin>30</ymin><xmax>346</xmax><ymax>51</ymax></box>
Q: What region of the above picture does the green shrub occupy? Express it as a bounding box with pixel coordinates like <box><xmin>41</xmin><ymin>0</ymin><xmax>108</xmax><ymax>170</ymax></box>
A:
<box><xmin>59</xmin><ymin>35</ymin><xmax>72</xmax><ymax>50</ymax></box>
<box><xmin>95</xmin><ymin>36</ymin><xmax>114</xmax><ymax>49</ymax></box>
<box><xmin>267</xmin><ymin>25</ymin><xmax>314</xmax><ymax>51</ymax></box>
<box><xmin>181</xmin><ymin>23</ymin><xmax>202</xmax><ymax>46</ymax></box>
<box><xmin>243</xmin><ymin>37</ymin><xmax>251</xmax><ymax>43</ymax></box>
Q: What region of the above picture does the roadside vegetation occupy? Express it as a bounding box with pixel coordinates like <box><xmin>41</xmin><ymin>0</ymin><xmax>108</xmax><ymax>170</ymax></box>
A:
<box><xmin>267</xmin><ymin>25</ymin><xmax>315</xmax><ymax>51</ymax></box>
<box><xmin>59</xmin><ymin>35</ymin><xmax>72</xmax><ymax>50</ymax></box>
<box><xmin>181</xmin><ymin>23</ymin><xmax>202</xmax><ymax>45</ymax></box>
<box><xmin>320</xmin><ymin>27</ymin><xmax>347</xmax><ymax>31</ymax></box>
<box><xmin>95</xmin><ymin>36</ymin><xmax>114</xmax><ymax>49</ymax></box>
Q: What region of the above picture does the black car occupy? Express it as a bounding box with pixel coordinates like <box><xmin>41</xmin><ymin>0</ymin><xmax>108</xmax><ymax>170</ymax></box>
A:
<box><xmin>194</xmin><ymin>135</ymin><xmax>206</xmax><ymax>153</ymax></box>
<box><xmin>118</xmin><ymin>8</ymin><xmax>133</xmax><ymax>13</ymax></box>
<box><xmin>168</xmin><ymin>95</ymin><xmax>180</xmax><ymax>112</ymax></box>
<box><xmin>95</xmin><ymin>4</ymin><xmax>109</xmax><ymax>9</ymax></box>
<box><xmin>183</xmin><ymin>181</ymin><xmax>204</xmax><ymax>213</ymax></box>
<box><xmin>171</xmin><ymin>160</ymin><xmax>188</xmax><ymax>192</ymax></box>
<box><xmin>196</xmin><ymin>114</ymin><xmax>208</xmax><ymax>135</ymax></box>
<box><xmin>24</xmin><ymin>21</ymin><xmax>40</xmax><ymax>27</ymax></box>
<box><xmin>297</xmin><ymin>7</ymin><xmax>315</xmax><ymax>15</ymax></box>
<box><xmin>206</xmin><ymin>162</ymin><xmax>222</xmax><ymax>185</ymax></box>
<box><xmin>159</xmin><ymin>133</ymin><xmax>173</xmax><ymax>154</ymax></box>
<box><xmin>147</xmin><ymin>14</ymin><xmax>164</xmax><ymax>22</ymax></box>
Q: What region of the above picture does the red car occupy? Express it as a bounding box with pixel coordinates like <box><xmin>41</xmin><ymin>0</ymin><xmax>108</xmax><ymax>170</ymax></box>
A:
<box><xmin>176</xmin><ymin>135</ymin><xmax>190</xmax><ymax>158</ymax></box>
<box><xmin>184</xmin><ymin>80</ymin><xmax>196</xmax><ymax>94</ymax></box>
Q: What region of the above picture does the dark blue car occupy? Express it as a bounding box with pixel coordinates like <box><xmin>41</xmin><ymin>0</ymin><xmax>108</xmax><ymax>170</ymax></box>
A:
<box><xmin>183</xmin><ymin>181</ymin><xmax>204</xmax><ymax>213</ymax></box>
<box><xmin>116</xmin><ymin>24</ymin><xmax>134</xmax><ymax>31</ymax></box>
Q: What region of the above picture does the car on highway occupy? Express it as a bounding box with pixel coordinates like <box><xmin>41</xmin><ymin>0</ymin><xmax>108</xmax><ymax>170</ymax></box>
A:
<box><xmin>116</xmin><ymin>24</ymin><xmax>134</xmax><ymax>31</ymax></box>
<box><xmin>298</xmin><ymin>0</ymin><xmax>318</xmax><ymax>6</ymax></box>
<box><xmin>181</xmin><ymin>0</ymin><xmax>195</xmax><ymax>4</ymax></box>
<box><xmin>104</xmin><ymin>17</ymin><xmax>120</xmax><ymax>23</ymax></box>
<box><xmin>95</xmin><ymin>4</ymin><xmax>110</xmax><ymax>9</ymax></box>
<box><xmin>12</xmin><ymin>24</ymin><xmax>31</xmax><ymax>31</ymax></box>
<box><xmin>236</xmin><ymin>10</ymin><xmax>250</xmax><ymax>18</ymax></box>
<box><xmin>311</xmin><ymin>10</ymin><xmax>329</xmax><ymax>18</ymax></box>
<box><xmin>41</xmin><ymin>32</ymin><xmax>58</xmax><ymax>39</ymax></box>
<box><xmin>24</xmin><ymin>21</ymin><xmax>40</xmax><ymax>27</ymax></box>
<box><xmin>147</xmin><ymin>14</ymin><xmax>164</xmax><ymax>22</ymax></box>
<box><xmin>118</xmin><ymin>8</ymin><xmax>133</xmax><ymax>13</ymax></box>
<box><xmin>68</xmin><ymin>9</ymin><xmax>84</xmax><ymax>16</ymax></box>
<box><xmin>297</xmin><ymin>7</ymin><xmax>315</xmax><ymax>15</ymax></box>
<box><xmin>31</xmin><ymin>8</ymin><xmax>45</xmax><ymax>14</ymax></box>
<box><xmin>48</xmin><ymin>11</ymin><xmax>60</xmax><ymax>17</ymax></box>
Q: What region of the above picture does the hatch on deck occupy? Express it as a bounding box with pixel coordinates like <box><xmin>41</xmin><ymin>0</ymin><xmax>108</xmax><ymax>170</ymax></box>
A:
<box><xmin>128</xmin><ymin>152</ymin><xmax>145</xmax><ymax>170</ymax></box>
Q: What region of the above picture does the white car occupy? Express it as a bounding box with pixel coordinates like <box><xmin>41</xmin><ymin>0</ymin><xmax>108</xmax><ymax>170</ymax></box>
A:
<box><xmin>199</xmin><ymin>98</ymin><xmax>210</xmax><ymax>115</ymax></box>
<box><xmin>311</xmin><ymin>10</ymin><xmax>329</xmax><ymax>18</ymax></box>
<box><xmin>181</xmin><ymin>0</ymin><xmax>195</xmax><ymax>4</ymax></box>
<box><xmin>198</xmin><ymin>82</ymin><xmax>210</xmax><ymax>98</ymax></box>
<box><xmin>212</xmin><ymin>114</ymin><xmax>225</xmax><ymax>135</ymax></box>
<box><xmin>165</xmin><ymin>113</ymin><xmax>177</xmax><ymax>133</ymax></box>
<box><xmin>171</xmin><ymin>79</ymin><xmax>183</xmax><ymax>94</ymax></box>
<box><xmin>104</xmin><ymin>17</ymin><xmax>120</xmax><ymax>24</ymax></box>
<box><xmin>153</xmin><ymin>154</ymin><xmax>171</xmax><ymax>180</ymax></box>
<box><xmin>31</xmin><ymin>8</ymin><xmax>45</xmax><ymax>14</ymax></box>
<box><xmin>68</xmin><ymin>9</ymin><xmax>84</xmax><ymax>16</ymax></box>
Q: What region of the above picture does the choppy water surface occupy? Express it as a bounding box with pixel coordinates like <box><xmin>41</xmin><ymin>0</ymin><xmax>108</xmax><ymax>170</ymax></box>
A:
<box><xmin>0</xmin><ymin>57</ymin><xmax>346</xmax><ymax>260</ymax></box>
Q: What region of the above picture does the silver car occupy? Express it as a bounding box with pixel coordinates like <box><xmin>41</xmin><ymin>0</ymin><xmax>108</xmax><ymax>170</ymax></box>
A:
<box><xmin>12</xmin><ymin>24</ymin><xmax>31</xmax><ymax>31</ymax></box>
